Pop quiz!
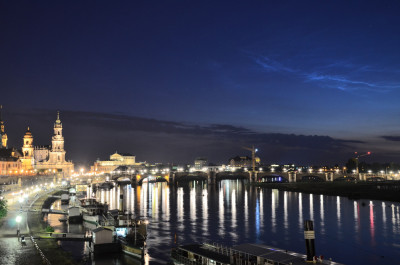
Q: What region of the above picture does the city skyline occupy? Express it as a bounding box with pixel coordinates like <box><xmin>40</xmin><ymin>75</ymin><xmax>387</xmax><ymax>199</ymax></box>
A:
<box><xmin>0</xmin><ymin>108</ymin><xmax>379</xmax><ymax>166</ymax></box>
<box><xmin>1</xmin><ymin>1</ymin><xmax>400</xmax><ymax>165</ymax></box>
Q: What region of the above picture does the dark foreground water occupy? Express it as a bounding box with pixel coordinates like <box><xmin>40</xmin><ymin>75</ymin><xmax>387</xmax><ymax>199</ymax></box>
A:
<box><xmin>49</xmin><ymin>180</ymin><xmax>400</xmax><ymax>265</ymax></box>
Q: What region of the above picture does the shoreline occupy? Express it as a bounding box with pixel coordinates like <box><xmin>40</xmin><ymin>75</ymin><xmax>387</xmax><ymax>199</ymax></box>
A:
<box><xmin>252</xmin><ymin>181</ymin><xmax>400</xmax><ymax>203</ymax></box>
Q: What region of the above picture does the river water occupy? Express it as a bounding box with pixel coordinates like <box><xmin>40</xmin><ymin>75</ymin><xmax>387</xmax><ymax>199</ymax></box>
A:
<box><xmin>48</xmin><ymin>180</ymin><xmax>400</xmax><ymax>265</ymax></box>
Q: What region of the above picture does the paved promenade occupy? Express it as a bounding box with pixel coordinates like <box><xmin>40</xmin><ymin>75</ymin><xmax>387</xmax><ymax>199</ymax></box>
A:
<box><xmin>0</xmin><ymin>190</ymin><xmax>42</xmax><ymax>265</ymax></box>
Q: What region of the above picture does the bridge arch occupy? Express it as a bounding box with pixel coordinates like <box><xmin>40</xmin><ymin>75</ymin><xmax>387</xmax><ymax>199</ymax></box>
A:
<box><xmin>137</xmin><ymin>175</ymin><xmax>168</xmax><ymax>185</ymax></box>
<box><xmin>215</xmin><ymin>172</ymin><xmax>248</xmax><ymax>181</ymax></box>
<box><xmin>174</xmin><ymin>172</ymin><xmax>207</xmax><ymax>184</ymax></box>
<box><xmin>257</xmin><ymin>174</ymin><xmax>288</xmax><ymax>183</ymax></box>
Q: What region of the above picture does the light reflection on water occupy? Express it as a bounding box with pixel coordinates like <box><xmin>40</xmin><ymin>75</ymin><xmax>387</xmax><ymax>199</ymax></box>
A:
<box><xmin>48</xmin><ymin>180</ymin><xmax>400</xmax><ymax>265</ymax></box>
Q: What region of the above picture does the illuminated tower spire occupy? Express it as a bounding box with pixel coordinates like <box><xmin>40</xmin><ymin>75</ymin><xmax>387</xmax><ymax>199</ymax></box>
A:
<box><xmin>49</xmin><ymin>111</ymin><xmax>66</xmax><ymax>164</ymax></box>
<box><xmin>21</xmin><ymin>126</ymin><xmax>34</xmax><ymax>170</ymax></box>
<box><xmin>0</xmin><ymin>105</ymin><xmax>8</xmax><ymax>148</ymax></box>
<box><xmin>54</xmin><ymin>111</ymin><xmax>62</xmax><ymax>128</ymax></box>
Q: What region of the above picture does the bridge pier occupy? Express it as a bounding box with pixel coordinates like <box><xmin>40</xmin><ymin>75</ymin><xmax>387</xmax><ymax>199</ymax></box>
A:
<box><xmin>170</xmin><ymin>172</ymin><xmax>176</xmax><ymax>184</ymax></box>
<box><xmin>167</xmin><ymin>172</ymin><xmax>172</xmax><ymax>184</ymax></box>
<box><xmin>248</xmin><ymin>172</ymin><xmax>257</xmax><ymax>182</ymax></box>
<box><xmin>288</xmin><ymin>172</ymin><xmax>296</xmax><ymax>182</ymax></box>
<box><xmin>118</xmin><ymin>185</ymin><xmax>124</xmax><ymax>213</ymax></box>
<box><xmin>207</xmin><ymin>171</ymin><xmax>215</xmax><ymax>185</ymax></box>
<box><xmin>325</xmin><ymin>172</ymin><xmax>334</xmax><ymax>182</ymax></box>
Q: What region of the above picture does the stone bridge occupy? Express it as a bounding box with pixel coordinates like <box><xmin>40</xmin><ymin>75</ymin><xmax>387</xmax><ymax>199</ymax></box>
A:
<box><xmin>109</xmin><ymin>169</ymin><xmax>377</xmax><ymax>185</ymax></box>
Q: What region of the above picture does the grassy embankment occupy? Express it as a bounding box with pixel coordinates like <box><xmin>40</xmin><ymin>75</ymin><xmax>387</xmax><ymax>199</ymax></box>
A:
<box><xmin>28</xmin><ymin>190</ymin><xmax>77</xmax><ymax>265</ymax></box>
<box><xmin>253</xmin><ymin>181</ymin><xmax>400</xmax><ymax>202</ymax></box>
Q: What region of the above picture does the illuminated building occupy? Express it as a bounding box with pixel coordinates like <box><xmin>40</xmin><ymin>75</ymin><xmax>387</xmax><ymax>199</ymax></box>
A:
<box><xmin>194</xmin><ymin>158</ymin><xmax>208</xmax><ymax>170</ymax></box>
<box><xmin>34</xmin><ymin>112</ymin><xmax>74</xmax><ymax>175</ymax></box>
<box><xmin>0</xmin><ymin>107</ymin><xmax>22</xmax><ymax>175</ymax></box>
<box><xmin>91</xmin><ymin>152</ymin><xmax>140</xmax><ymax>173</ymax></box>
<box><xmin>0</xmin><ymin>105</ymin><xmax>8</xmax><ymax>149</ymax></box>
<box><xmin>20</xmin><ymin>127</ymin><xmax>34</xmax><ymax>170</ymax></box>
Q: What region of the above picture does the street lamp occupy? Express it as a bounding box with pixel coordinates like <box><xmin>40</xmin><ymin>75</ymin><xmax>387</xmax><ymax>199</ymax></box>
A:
<box><xmin>16</xmin><ymin>215</ymin><xmax>22</xmax><ymax>235</ymax></box>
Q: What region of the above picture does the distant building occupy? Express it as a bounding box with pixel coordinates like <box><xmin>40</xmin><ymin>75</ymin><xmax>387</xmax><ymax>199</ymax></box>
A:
<box><xmin>0</xmin><ymin>107</ymin><xmax>22</xmax><ymax>175</ymax></box>
<box><xmin>0</xmin><ymin>106</ymin><xmax>8</xmax><ymax>149</ymax></box>
<box><xmin>20</xmin><ymin>127</ymin><xmax>34</xmax><ymax>171</ymax></box>
<box><xmin>194</xmin><ymin>158</ymin><xmax>208</xmax><ymax>170</ymax></box>
<box><xmin>34</xmin><ymin>112</ymin><xmax>74</xmax><ymax>175</ymax></box>
<box><xmin>34</xmin><ymin>145</ymin><xmax>50</xmax><ymax>163</ymax></box>
<box><xmin>229</xmin><ymin>156</ymin><xmax>260</xmax><ymax>167</ymax></box>
<box><xmin>0</xmin><ymin>148</ymin><xmax>22</xmax><ymax>175</ymax></box>
<box><xmin>0</xmin><ymin>109</ymin><xmax>74</xmax><ymax>176</ymax></box>
<box><xmin>91</xmin><ymin>152</ymin><xmax>141</xmax><ymax>173</ymax></box>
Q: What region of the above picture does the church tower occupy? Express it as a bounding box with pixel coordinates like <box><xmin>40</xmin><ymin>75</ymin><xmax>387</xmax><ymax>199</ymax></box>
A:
<box><xmin>0</xmin><ymin>105</ymin><xmax>8</xmax><ymax>149</ymax></box>
<box><xmin>48</xmin><ymin>111</ymin><xmax>66</xmax><ymax>164</ymax></box>
<box><xmin>21</xmin><ymin>126</ymin><xmax>34</xmax><ymax>170</ymax></box>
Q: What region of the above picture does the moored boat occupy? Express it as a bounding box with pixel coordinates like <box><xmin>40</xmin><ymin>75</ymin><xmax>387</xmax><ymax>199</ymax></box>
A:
<box><xmin>81</xmin><ymin>198</ymin><xmax>108</xmax><ymax>226</ymax></box>
<box><xmin>115</xmin><ymin>216</ymin><xmax>148</xmax><ymax>259</ymax></box>
<box><xmin>68</xmin><ymin>206</ymin><xmax>82</xmax><ymax>223</ymax></box>
<box><xmin>171</xmin><ymin>220</ymin><xmax>344</xmax><ymax>265</ymax></box>
<box><xmin>171</xmin><ymin>243</ymin><xmax>345</xmax><ymax>265</ymax></box>
<box><xmin>60</xmin><ymin>193</ymin><xmax>69</xmax><ymax>205</ymax></box>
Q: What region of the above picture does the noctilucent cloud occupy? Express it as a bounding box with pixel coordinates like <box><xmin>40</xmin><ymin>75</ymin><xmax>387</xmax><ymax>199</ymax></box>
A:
<box><xmin>1</xmin><ymin>1</ymin><xmax>400</xmax><ymax>165</ymax></box>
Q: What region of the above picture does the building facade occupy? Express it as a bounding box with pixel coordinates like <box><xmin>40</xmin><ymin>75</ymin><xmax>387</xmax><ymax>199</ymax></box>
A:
<box><xmin>20</xmin><ymin>127</ymin><xmax>34</xmax><ymax>170</ymax></box>
<box><xmin>91</xmin><ymin>152</ymin><xmax>140</xmax><ymax>173</ymax></box>
<box><xmin>194</xmin><ymin>158</ymin><xmax>208</xmax><ymax>170</ymax></box>
<box><xmin>0</xmin><ymin>148</ymin><xmax>22</xmax><ymax>175</ymax></box>
<box><xmin>34</xmin><ymin>112</ymin><xmax>74</xmax><ymax>175</ymax></box>
<box><xmin>0</xmin><ymin>107</ymin><xmax>22</xmax><ymax>175</ymax></box>
<box><xmin>0</xmin><ymin>106</ymin><xmax>8</xmax><ymax>149</ymax></box>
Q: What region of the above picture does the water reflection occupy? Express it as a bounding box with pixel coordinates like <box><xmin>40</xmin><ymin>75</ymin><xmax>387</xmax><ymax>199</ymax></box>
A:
<box><xmin>298</xmin><ymin>193</ymin><xmax>303</xmax><ymax>230</ymax></box>
<box><xmin>218</xmin><ymin>185</ymin><xmax>224</xmax><ymax>237</ymax></box>
<box><xmin>369</xmin><ymin>201</ymin><xmax>375</xmax><ymax>245</ymax></box>
<box><xmin>271</xmin><ymin>189</ymin><xmax>277</xmax><ymax>233</ymax></box>
<box><xmin>244</xmin><ymin>189</ymin><xmax>249</xmax><ymax>237</ymax></box>
<box><xmin>336</xmin><ymin>196</ymin><xmax>341</xmax><ymax>227</ymax></box>
<box><xmin>177</xmin><ymin>187</ymin><xmax>183</xmax><ymax>232</ymax></box>
<box><xmin>283</xmin><ymin>191</ymin><xmax>288</xmax><ymax>230</ymax></box>
<box><xmin>45</xmin><ymin>180</ymin><xmax>400</xmax><ymax>265</ymax></box>
<box><xmin>319</xmin><ymin>195</ymin><xmax>325</xmax><ymax>235</ymax></box>
<box><xmin>309</xmin><ymin>194</ymin><xmax>314</xmax><ymax>221</ymax></box>
<box><xmin>202</xmin><ymin>189</ymin><xmax>208</xmax><ymax>237</ymax></box>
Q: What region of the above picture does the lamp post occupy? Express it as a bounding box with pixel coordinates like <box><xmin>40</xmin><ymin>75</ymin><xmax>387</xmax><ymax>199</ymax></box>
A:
<box><xmin>16</xmin><ymin>215</ymin><xmax>22</xmax><ymax>236</ymax></box>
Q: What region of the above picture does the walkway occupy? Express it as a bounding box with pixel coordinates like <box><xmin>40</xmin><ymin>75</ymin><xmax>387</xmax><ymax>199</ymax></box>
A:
<box><xmin>0</xmin><ymin>190</ymin><xmax>42</xmax><ymax>265</ymax></box>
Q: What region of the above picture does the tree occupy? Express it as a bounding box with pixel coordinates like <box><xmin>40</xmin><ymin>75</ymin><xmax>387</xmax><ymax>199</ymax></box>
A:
<box><xmin>0</xmin><ymin>199</ymin><xmax>7</xmax><ymax>219</ymax></box>
<box><xmin>45</xmin><ymin>225</ymin><xmax>54</xmax><ymax>232</ymax></box>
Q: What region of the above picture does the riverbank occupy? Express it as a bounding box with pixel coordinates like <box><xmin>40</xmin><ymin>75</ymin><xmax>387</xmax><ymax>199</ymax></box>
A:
<box><xmin>253</xmin><ymin>181</ymin><xmax>400</xmax><ymax>202</ymax></box>
<box><xmin>27</xmin><ymin>190</ymin><xmax>77</xmax><ymax>265</ymax></box>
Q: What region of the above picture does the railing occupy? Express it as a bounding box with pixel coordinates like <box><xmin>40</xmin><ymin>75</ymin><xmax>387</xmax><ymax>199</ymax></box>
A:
<box><xmin>31</xmin><ymin>236</ymin><xmax>51</xmax><ymax>265</ymax></box>
<box><xmin>171</xmin><ymin>249</ymin><xmax>202</xmax><ymax>265</ymax></box>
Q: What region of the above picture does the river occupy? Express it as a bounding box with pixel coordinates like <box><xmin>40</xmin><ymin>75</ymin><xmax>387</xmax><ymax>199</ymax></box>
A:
<box><xmin>48</xmin><ymin>180</ymin><xmax>400</xmax><ymax>265</ymax></box>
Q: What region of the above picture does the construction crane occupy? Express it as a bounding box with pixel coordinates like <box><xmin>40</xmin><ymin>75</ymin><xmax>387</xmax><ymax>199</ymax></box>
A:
<box><xmin>243</xmin><ymin>146</ymin><xmax>258</xmax><ymax>173</ymax></box>
<box><xmin>354</xmin><ymin>151</ymin><xmax>371</xmax><ymax>175</ymax></box>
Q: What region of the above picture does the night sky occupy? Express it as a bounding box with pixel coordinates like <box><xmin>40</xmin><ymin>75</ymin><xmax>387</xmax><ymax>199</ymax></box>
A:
<box><xmin>1</xmin><ymin>1</ymin><xmax>400</xmax><ymax>167</ymax></box>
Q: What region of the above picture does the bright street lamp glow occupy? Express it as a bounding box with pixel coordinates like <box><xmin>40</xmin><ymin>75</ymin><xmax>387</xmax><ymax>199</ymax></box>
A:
<box><xmin>16</xmin><ymin>215</ymin><xmax>22</xmax><ymax>223</ymax></box>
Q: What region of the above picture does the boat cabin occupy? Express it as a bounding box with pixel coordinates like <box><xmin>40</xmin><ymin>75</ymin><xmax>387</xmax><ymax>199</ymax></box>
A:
<box><xmin>92</xmin><ymin>227</ymin><xmax>114</xmax><ymax>245</ymax></box>
<box><xmin>172</xmin><ymin>244</ymin><xmax>230</xmax><ymax>265</ymax></box>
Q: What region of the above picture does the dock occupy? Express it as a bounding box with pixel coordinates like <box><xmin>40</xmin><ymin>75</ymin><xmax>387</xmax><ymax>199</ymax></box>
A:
<box><xmin>33</xmin><ymin>232</ymin><xmax>92</xmax><ymax>242</ymax></box>
<box><xmin>41</xmin><ymin>208</ymin><xmax>67</xmax><ymax>215</ymax></box>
